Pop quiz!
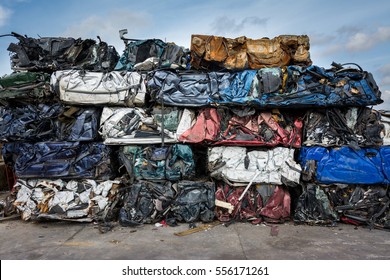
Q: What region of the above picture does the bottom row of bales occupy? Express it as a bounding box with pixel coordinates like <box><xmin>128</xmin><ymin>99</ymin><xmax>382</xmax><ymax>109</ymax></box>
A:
<box><xmin>3</xmin><ymin>142</ymin><xmax>390</xmax><ymax>230</ymax></box>
<box><xmin>4</xmin><ymin>143</ymin><xmax>296</xmax><ymax>226</ymax></box>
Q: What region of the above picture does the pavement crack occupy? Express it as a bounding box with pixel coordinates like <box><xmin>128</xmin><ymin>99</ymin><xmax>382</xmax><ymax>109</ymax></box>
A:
<box><xmin>64</xmin><ymin>224</ymin><xmax>86</xmax><ymax>243</ymax></box>
<box><xmin>234</xmin><ymin>223</ymin><xmax>248</xmax><ymax>260</ymax></box>
<box><xmin>36</xmin><ymin>225</ymin><xmax>87</xmax><ymax>260</ymax></box>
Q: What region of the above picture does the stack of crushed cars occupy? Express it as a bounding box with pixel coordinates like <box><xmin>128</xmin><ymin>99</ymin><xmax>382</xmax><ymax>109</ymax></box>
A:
<box><xmin>0</xmin><ymin>31</ymin><xmax>388</xmax><ymax>231</ymax></box>
<box><xmin>295</xmin><ymin>105</ymin><xmax>390</xmax><ymax>230</ymax></box>
<box><xmin>0</xmin><ymin>32</ymin><xmax>122</xmax><ymax>223</ymax></box>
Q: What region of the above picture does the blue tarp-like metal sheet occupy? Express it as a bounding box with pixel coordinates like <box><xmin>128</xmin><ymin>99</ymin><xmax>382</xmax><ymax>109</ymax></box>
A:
<box><xmin>299</xmin><ymin>146</ymin><xmax>390</xmax><ymax>184</ymax></box>
<box><xmin>2</xmin><ymin>142</ymin><xmax>114</xmax><ymax>179</ymax></box>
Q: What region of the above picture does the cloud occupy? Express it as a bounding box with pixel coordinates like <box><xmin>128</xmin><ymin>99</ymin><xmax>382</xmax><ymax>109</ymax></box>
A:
<box><xmin>382</xmin><ymin>76</ymin><xmax>390</xmax><ymax>87</ymax></box>
<box><xmin>379</xmin><ymin>63</ymin><xmax>390</xmax><ymax>73</ymax></box>
<box><xmin>376</xmin><ymin>64</ymin><xmax>390</xmax><ymax>86</ymax></box>
<box><xmin>315</xmin><ymin>44</ymin><xmax>344</xmax><ymax>57</ymax></box>
<box><xmin>346</xmin><ymin>26</ymin><xmax>390</xmax><ymax>52</ymax></box>
<box><xmin>0</xmin><ymin>5</ymin><xmax>12</xmax><ymax>27</ymax></box>
<box><xmin>336</xmin><ymin>25</ymin><xmax>362</xmax><ymax>36</ymax></box>
<box><xmin>211</xmin><ymin>16</ymin><xmax>268</xmax><ymax>36</ymax></box>
<box><xmin>346</xmin><ymin>33</ymin><xmax>373</xmax><ymax>51</ymax></box>
<box><xmin>375</xmin><ymin>89</ymin><xmax>390</xmax><ymax>111</ymax></box>
<box><xmin>62</xmin><ymin>9</ymin><xmax>151</xmax><ymax>51</ymax></box>
<box><xmin>308</xmin><ymin>32</ymin><xmax>336</xmax><ymax>45</ymax></box>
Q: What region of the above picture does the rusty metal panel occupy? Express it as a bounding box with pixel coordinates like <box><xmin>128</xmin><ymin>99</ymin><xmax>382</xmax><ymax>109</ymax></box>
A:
<box><xmin>190</xmin><ymin>34</ymin><xmax>312</xmax><ymax>70</ymax></box>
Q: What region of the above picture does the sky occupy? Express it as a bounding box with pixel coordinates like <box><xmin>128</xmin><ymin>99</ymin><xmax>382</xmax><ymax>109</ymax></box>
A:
<box><xmin>0</xmin><ymin>0</ymin><xmax>390</xmax><ymax>109</ymax></box>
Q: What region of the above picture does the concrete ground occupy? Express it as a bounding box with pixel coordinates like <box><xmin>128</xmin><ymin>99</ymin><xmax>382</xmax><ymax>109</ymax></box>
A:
<box><xmin>0</xmin><ymin>218</ymin><xmax>389</xmax><ymax>260</ymax></box>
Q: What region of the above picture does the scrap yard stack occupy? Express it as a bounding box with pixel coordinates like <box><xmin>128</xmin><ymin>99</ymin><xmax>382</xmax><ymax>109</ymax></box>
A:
<box><xmin>0</xmin><ymin>33</ymin><xmax>122</xmax><ymax>222</ymax></box>
<box><xmin>0</xmin><ymin>30</ymin><xmax>389</xmax><ymax>230</ymax></box>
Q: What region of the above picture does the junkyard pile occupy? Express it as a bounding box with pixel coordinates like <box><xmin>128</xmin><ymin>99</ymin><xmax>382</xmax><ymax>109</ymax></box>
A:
<box><xmin>0</xmin><ymin>31</ymin><xmax>389</xmax><ymax>230</ymax></box>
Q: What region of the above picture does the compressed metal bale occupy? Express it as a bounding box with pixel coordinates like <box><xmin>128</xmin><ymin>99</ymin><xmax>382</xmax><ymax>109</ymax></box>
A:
<box><xmin>119</xmin><ymin>180</ymin><xmax>215</xmax><ymax>225</ymax></box>
<box><xmin>0</xmin><ymin>104</ymin><xmax>61</xmax><ymax>142</ymax></box>
<box><xmin>119</xmin><ymin>180</ymin><xmax>176</xmax><ymax>226</ymax></box>
<box><xmin>210</xmin><ymin>64</ymin><xmax>382</xmax><ymax>108</ymax></box>
<box><xmin>215</xmin><ymin>183</ymin><xmax>291</xmax><ymax>224</ymax></box>
<box><xmin>56</xmin><ymin>106</ymin><xmax>101</xmax><ymax>141</ymax></box>
<box><xmin>7</xmin><ymin>33</ymin><xmax>119</xmax><ymax>72</ymax></box>
<box><xmin>215</xmin><ymin>183</ymin><xmax>263</xmax><ymax>224</ymax></box>
<box><xmin>190</xmin><ymin>34</ymin><xmax>311</xmax><ymax>70</ymax></box>
<box><xmin>147</xmin><ymin>70</ymin><xmax>231</xmax><ymax>107</ymax></box>
<box><xmin>115</xmin><ymin>39</ymin><xmax>189</xmax><ymax>71</ymax></box>
<box><xmin>51</xmin><ymin>70</ymin><xmax>147</xmax><ymax>107</ymax></box>
<box><xmin>299</xmin><ymin>146</ymin><xmax>390</xmax><ymax>184</ymax></box>
<box><xmin>294</xmin><ymin>184</ymin><xmax>390</xmax><ymax>229</ymax></box>
<box><xmin>293</xmin><ymin>184</ymin><xmax>338</xmax><ymax>225</ymax></box>
<box><xmin>2</xmin><ymin>142</ymin><xmax>115</xmax><ymax>179</ymax></box>
<box><xmin>119</xmin><ymin>144</ymin><xmax>195</xmax><ymax>181</ymax></box>
<box><xmin>0</xmin><ymin>72</ymin><xmax>52</xmax><ymax>101</ymax></box>
<box><xmin>178</xmin><ymin>108</ymin><xmax>220</xmax><ymax>144</ymax></box>
<box><xmin>179</xmin><ymin>107</ymin><xmax>303</xmax><ymax>147</ymax></box>
<box><xmin>0</xmin><ymin>104</ymin><xmax>101</xmax><ymax>142</ymax></box>
<box><xmin>328</xmin><ymin>185</ymin><xmax>390</xmax><ymax>229</ymax></box>
<box><xmin>12</xmin><ymin>179</ymin><xmax>121</xmax><ymax>221</ymax></box>
<box><xmin>303</xmin><ymin>107</ymin><xmax>383</xmax><ymax>147</ymax></box>
<box><xmin>170</xmin><ymin>180</ymin><xmax>215</xmax><ymax>223</ymax></box>
<box><xmin>99</xmin><ymin>106</ymin><xmax>189</xmax><ymax>145</ymax></box>
<box><xmin>208</xmin><ymin>146</ymin><xmax>301</xmax><ymax>186</ymax></box>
